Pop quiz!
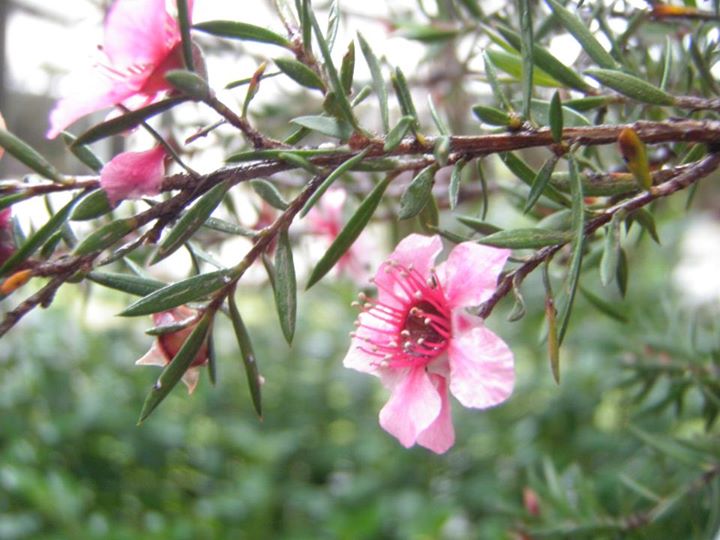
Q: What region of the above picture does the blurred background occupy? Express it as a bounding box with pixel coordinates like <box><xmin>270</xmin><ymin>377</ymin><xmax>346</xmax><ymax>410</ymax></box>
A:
<box><xmin>0</xmin><ymin>1</ymin><xmax>719</xmax><ymax>539</ymax></box>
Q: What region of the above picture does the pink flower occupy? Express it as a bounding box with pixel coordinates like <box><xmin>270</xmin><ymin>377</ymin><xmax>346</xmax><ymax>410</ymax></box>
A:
<box><xmin>307</xmin><ymin>189</ymin><xmax>371</xmax><ymax>281</ymax></box>
<box><xmin>136</xmin><ymin>306</ymin><xmax>209</xmax><ymax>394</ymax></box>
<box><xmin>0</xmin><ymin>208</ymin><xmax>15</xmax><ymax>267</ymax></box>
<box><xmin>100</xmin><ymin>145</ymin><xmax>166</xmax><ymax>205</ymax></box>
<box><xmin>47</xmin><ymin>0</ymin><xmax>195</xmax><ymax>139</ymax></box>
<box><xmin>344</xmin><ymin>234</ymin><xmax>514</xmax><ymax>453</ymax></box>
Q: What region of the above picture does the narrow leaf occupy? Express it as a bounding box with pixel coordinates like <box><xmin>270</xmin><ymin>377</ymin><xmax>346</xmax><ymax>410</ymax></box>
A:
<box><xmin>585</xmin><ymin>68</ymin><xmax>675</xmax><ymax>106</ymax></box>
<box><xmin>383</xmin><ymin>116</ymin><xmax>414</xmax><ymax>151</ymax></box>
<box><xmin>138</xmin><ymin>315</ymin><xmax>211</xmax><ymax>423</ymax></box>
<box><xmin>340</xmin><ymin>41</ymin><xmax>355</xmax><ymax>95</ymax></box>
<box><xmin>228</xmin><ymin>291</ymin><xmax>263</xmax><ymax>417</ymax></box>
<box><xmin>87</xmin><ymin>271</ymin><xmax>165</xmax><ymax>297</ymax></box>
<box><xmin>580</xmin><ymin>286</ymin><xmax>628</xmax><ymax>323</ymax></box>
<box><xmin>482</xmin><ymin>51</ymin><xmax>514</xmax><ymax>112</ymax></box>
<box><xmin>456</xmin><ymin>215</ymin><xmax>502</xmax><ymax>235</ymax></box>
<box><xmin>544</xmin><ymin>0</ymin><xmax>619</xmax><ymax>69</ymax></box>
<box><xmin>358</xmin><ymin>32</ymin><xmax>389</xmax><ymax>132</ymax></box>
<box><xmin>74</xmin><ymin>97</ymin><xmax>187</xmax><ymax>146</ymax></box>
<box><xmin>73</xmin><ymin>217</ymin><xmax>137</xmax><ymax>256</ymax></box>
<box><xmin>478</xmin><ymin>228</ymin><xmax>572</xmax><ymax>249</ymax></box>
<box><xmin>274</xmin><ymin>57</ymin><xmax>325</xmax><ymax>90</ymax></box>
<box><xmin>398</xmin><ymin>165</ymin><xmax>436</xmax><ymax>220</ymax></box>
<box><xmin>519</xmin><ymin>0</ymin><xmax>534</xmax><ymax>122</ymax></box>
<box><xmin>165</xmin><ymin>69</ymin><xmax>212</xmax><ymax>100</ymax></box>
<box><xmin>392</xmin><ymin>67</ymin><xmax>420</xmax><ymax>129</ymax></box>
<box><xmin>0</xmin><ymin>194</ymin><xmax>81</xmax><ymax>275</ymax></box>
<box><xmin>176</xmin><ymin>0</ymin><xmax>195</xmax><ymax>72</ymax></box>
<box><xmin>525</xmin><ymin>155</ymin><xmax>559</xmax><ymax>213</ymax></box>
<box><xmin>70</xmin><ymin>189</ymin><xmax>113</xmax><ymax>221</ymax></box>
<box><xmin>449</xmin><ymin>158</ymin><xmax>466</xmax><ymax>210</ymax></box>
<box><xmin>153</xmin><ymin>182</ymin><xmax>231</xmax><ymax>263</ymax></box>
<box><xmin>290</xmin><ymin>115</ymin><xmax>353</xmax><ymax>140</ymax></box>
<box><xmin>250</xmin><ymin>179</ymin><xmax>288</xmax><ymax>210</ymax></box>
<box><xmin>307</xmin><ymin>175</ymin><xmax>391</xmax><ymax>288</ymax></box>
<box><xmin>0</xmin><ymin>128</ymin><xmax>65</xmax><ymax>183</ymax></box>
<box><xmin>549</xmin><ymin>91</ymin><xmax>563</xmax><ymax>143</ymax></box>
<box><xmin>193</xmin><ymin>20</ymin><xmax>291</xmax><ymax>48</ymax></box>
<box><xmin>274</xmin><ymin>229</ymin><xmax>297</xmax><ymax>344</ymax></box>
<box><xmin>600</xmin><ymin>212</ymin><xmax>623</xmax><ymax>286</ymax></box>
<box><xmin>301</xmin><ymin>149</ymin><xmax>370</xmax><ymax>217</ymax></box>
<box><xmin>121</xmin><ymin>270</ymin><xmax>231</xmax><ymax>317</ymax></box>
<box><xmin>61</xmin><ymin>132</ymin><xmax>104</xmax><ymax>172</ymax></box>
<box><xmin>472</xmin><ymin>105</ymin><xmax>512</xmax><ymax>126</ymax></box>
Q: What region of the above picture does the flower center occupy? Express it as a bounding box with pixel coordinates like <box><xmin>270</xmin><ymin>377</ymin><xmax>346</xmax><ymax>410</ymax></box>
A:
<box><xmin>352</xmin><ymin>260</ymin><xmax>451</xmax><ymax>370</ymax></box>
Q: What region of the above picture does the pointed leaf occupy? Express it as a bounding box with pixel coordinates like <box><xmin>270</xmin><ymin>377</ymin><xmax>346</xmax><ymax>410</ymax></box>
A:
<box><xmin>456</xmin><ymin>215</ymin><xmax>502</xmax><ymax>235</ymax></box>
<box><xmin>358</xmin><ymin>33</ymin><xmax>389</xmax><ymax>132</ymax></box>
<box><xmin>138</xmin><ymin>315</ymin><xmax>212</xmax><ymax>423</ymax></box>
<box><xmin>274</xmin><ymin>229</ymin><xmax>296</xmax><ymax>344</ymax></box>
<box><xmin>73</xmin><ymin>217</ymin><xmax>137</xmax><ymax>256</ymax></box>
<box><xmin>250</xmin><ymin>179</ymin><xmax>288</xmax><ymax>210</ymax></box>
<box><xmin>549</xmin><ymin>91</ymin><xmax>563</xmax><ymax>143</ymax></box>
<box><xmin>87</xmin><ymin>271</ymin><xmax>165</xmax><ymax>297</ymax></box>
<box><xmin>193</xmin><ymin>20</ymin><xmax>291</xmax><ymax>48</ymax></box>
<box><xmin>301</xmin><ymin>148</ymin><xmax>370</xmax><ymax>217</ymax></box>
<box><xmin>398</xmin><ymin>165</ymin><xmax>436</xmax><ymax>220</ymax></box>
<box><xmin>61</xmin><ymin>132</ymin><xmax>104</xmax><ymax>172</ymax></box>
<box><xmin>478</xmin><ymin>228</ymin><xmax>572</xmax><ymax>249</ymax></box>
<box><xmin>307</xmin><ymin>175</ymin><xmax>391</xmax><ymax>288</ymax></box>
<box><xmin>525</xmin><ymin>155</ymin><xmax>559</xmax><ymax>213</ymax></box>
<box><xmin>519</xmin><ymin>0</ymin><xmax>534</xmax><ymax>121</ymax></box>
<box><xmin>70</xmin><ymin>190</ymin><xmax>113</xmax><ymax>221</ymax></box>
<box><xmin>383</xmin><ymin>116</ymin><xmax>415</xmax><ymax>151</ymax></box>
<box><xmin>0</xmin><ymin>128</ymin><xmax>65</xmax><ymax>182</ymax></box>
<box><xmin>472</xmin><ymin>105</ymin><xmax>513</xmax><ymax>126</ymax></box>
<box><xmin>392</xmin><ymin>68</ymin><xmax>420</xmax><ymax>129</ymax></box>
<box><xmin>482</xmin><ymin>51</ymin><xmax>514</xmax><ymax>112</ymax></box>
<box><xmin>340</xmin><ymin>41</ymin><xmax>355</xmax><ymax>95</ymax></box>
<box><xmin>449</xmin><ymin>158</ymin><xmax>466</xmax><ymax>210</ymax></box>
<box><xmin>600</xmin><ymin>212</ymin><xmax>623</xmax><ymax>286</ymax></box>
<box><xmin>274</xmin><ymin>57</ymin><xmax>325</xmax><ymax>90</ymax></box>
<box><xmin>585</xmin><ymin>68</ymin><xmax>675</xmax><ymax>106</ymax></box>
<box><xmin>228</xmin><ymin>291</ymin><xmax>263</xmax><ymax>417</ymax></box>
<box><xmin>176</xmin><ymin>0</ymin><xmax>195</xmax><ymax>71</ymax></box>
<box><xmin>121</xmin><ymin>270</ymin><xmax>232</xmax><ymax>316</ymax></box>
<box><xmin>290</xmin><ymin>115</ymin><xmax>353</xmax><ymax>140</ymax></box>
<box><xmin>165</xmin><ymin>69</ymin><xmax>212</xmax><ymax>100</ymax></box>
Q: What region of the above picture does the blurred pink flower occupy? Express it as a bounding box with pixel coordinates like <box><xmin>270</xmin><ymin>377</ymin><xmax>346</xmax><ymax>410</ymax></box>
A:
<box><xmin>344</xmin><ymin>234</ymin><xmax>514</xmax><ymax>453</ymax></box>
<box><xmin>307</xmin><ymin>189</ymin><xmax>371</xmax><ymax>281</ymax></box>
<box><xmin>100</xmin><ymin>145</ymin><xmax>166</xmax><ymax>205</ymax></box>
<box><xmin>136</xmin><ymin>306</ymin><xmax>208</xmax><ymax>394</ymax></box>
<box><xmin>0</xmin><ymin>208</ymin><xmax>15</xmax><ymax>267</ymax></box>
<box><xmin>47</xmin><ymin>0</ymin><xmax>195</xmax><ymax>138</ymax></box>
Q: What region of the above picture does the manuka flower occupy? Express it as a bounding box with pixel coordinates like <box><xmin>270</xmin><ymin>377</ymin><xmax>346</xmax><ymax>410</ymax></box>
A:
<box><xmin>307</xmin><ymin>188</ymin><xmax>372</xmax><ymax>281</ymax></box>
<box><xmin>100</xmin><ymin>145</ymin><xmax>166</xmax><ymax>205</ymax></box>
<box><xmin>136</xmin><ymin>306</ymin><xmax>208</xmax><ymax>394</ymax></box>
<box><xmin>0</xmin><ymin>208</ymin><xmax>14</xmax><ymax>268</ymax></box>
<box><xmin>344</xmin><ymin>234</ymin><xmax>514</xmax><ymax>453</ymax></box>
<box><xmin>47</xmin><ymin>0</ymin><xmax>195</xmax><ymax>139</ymax></box>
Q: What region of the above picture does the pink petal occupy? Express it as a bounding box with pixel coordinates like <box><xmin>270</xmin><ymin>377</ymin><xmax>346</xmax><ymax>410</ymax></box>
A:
<box><xmin>448</xmin><ymin>312</ymin><xmax>514</xmax><ymax>409</ymax></box>
<box><xmin>181</xmin><ymin>367</ymin><xmax>200</xmax><ymax>394</ymax></box>
<box><xmin>104</xmin><ymin>0</ymin><xmax>179</xmax><ymax>67</ymax></box>
<box><xmin>0</xmin><ymin>208</ymin><xmax>10</xmax><ymax>229</ymax></box>
<box><xmin>379</xmin><ymin>367</ymin><xmax>441</xmax><ymax>448</ymax></box>
<box><xmin>373</xmin><ymin>234</ymin><xmax>442</xmax><ymax>307</ymax></box>
<box><xmin>100</xmin><ymin>146</ymin><xmax>166</xmax><ymax>205</ymax></box>
<box><xmin>437</xmin><ymin>242</ymin><xmax>510</xmax><ymax>308</ymax></box>
<box><xmin>416</xmin><ymin>375</ymin><xmax>455</xmax><ymax>453</ymax></box>
<box><xmin>342</xmin><ymin>311</ymin><xmax>390</xmax><ymax>376</ymax></box>
<box><xmin>135</xmin><ymin>344</ymin><xmax>168</xmax><ymax>367</ymax></box>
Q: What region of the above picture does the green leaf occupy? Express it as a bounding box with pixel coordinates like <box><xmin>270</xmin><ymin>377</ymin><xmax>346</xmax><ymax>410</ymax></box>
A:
<box><xmin>152</xmin><ymin>182</ymin><xmax>231</xmax><ymax>264</ymax></box>
<box><xmin>449</xmin><ymin>159</ymin><xmax>466</xmax><ymax>210</ymax></box>
<box><xmin>525</xmin><ymin>156</ymin><xmax>559</xmax><ymax>213</ymax></box>
<box><xmin>427</xmin><ymin>96</ymin><xmax>449</xmax><ymax>135</ymax></box>
<box><xmin>543</xmin><ymin>264</ymin><xmax>560</xmax><ymax>384</ymax></box>
<box><xmin>301</xmin><ymin>148</ymin><xmax>370</xmax><ymax>217</ymax></box>
<box><xmin>193</xmin><ymin>20</ymin><xmax>291</xmax><ymax>48</ymax></box>
<box><xmin>307</xmin><ymin>175</ymin><xmax>391</xmax><ymax>288</ymax></box>
<box><xmin>308</xmin><ymin>9</ymin><xmax>358</xmax><ymax>128</ymax></box>
<box><xmin>391</xmin><ymin>68</ymin><xmax>420</xmax><ymax>129</ymax></box>
<box><xmin>395</xmin><ymin>23</ymin><xmax>460</xmax><ymax>42</ymax></box>
<box><xmin>340</xmin><ymin>41</ymin><xmax>355</xmax><ymax>95</ymax></box>
<box><xmin>0</xmin><ymin>128</ymin><xmax>65</xmax><ymax>183</ymax></box>
<box><xmin>433</xmin><ymin>136</ymin><xmax>451</xmax><ymax>167</ymax></box>
<box><xmin>557</xmin><ymin>156</ymin><xmax>585</xmax><ymax>344</ymax></box>
<box><xmin>617</xmin><ymin>247</ymin><xmax>628</xmax><ymax>297</ymax></box>
<box><xmin>500</xmin><ymin>152</ymin><xmax>570</xmax><ymax>207</ymax></box>
<box><xmin>326</xmin><ymin>0</ymin><xmax>340</xmax><ymax>51</ymax></box>
<box><xmin>580</xmin><ymin>286</ymin><xmax>628</xmax><ymax>323</ymax></box>
<box><xmin>544</xmin><ymin>0</ymin><xmax>619</xmax><ymax>69</ymax></box>
<box><xmin>120</xmin><ymin>270</ymin><xmax>232</xmax><ymax>317</ymax></box>
<box><xmin>250</xmin><ymin>179</ymin><xmax>288</xmax><ymax>210</ymax></box>
<box><xmin>228</xmin><ymin>291</ymin><xmax>263</xmax><ymax>418</ymax></box>
<box><xmin>73</xmin><ymin>97</ymin><xmax>187</xmax><ymax>146</ymax></box>
<box><xmin>600</xmin><ymin>212</ymin><xmax>623</xmax><ymax>286</ymax></box>
<box><xmin>165</xmin><ymin>70</ymin><xmax>212</xmax><ymax>100</ymax></box>
<box><xmin>549</xmin><ymin>91</ymin><xmax>563</xmax><ymax>143</ymax></box>
<box><xmin>277</xmin><ymin>151</ymin><xmax>323</xmax><ymax>174</ymax></box>
<box><xmin>629</xmin><ymin>208</ymin><xmax>660</xmax><ymax>243</ymax></box>
<box><xmin>0</xmin><ymin>194</ymin><xmax>81</xmax><ymax>275</ymax></box>
<box><xmin>482</xmin><ymin>51</ymin><xmax>514</xmax><ymax>112</ymax></box>
<box><xmin>176</xmin><ymin>0</ymin><xmax>195</xmax><ymax>72</ymax></box>
<box><xmin>70</xmin><ymin>189</ymin><xmax>113</xmax><ymax>221</ymax></box>
<box><xmin>477</xmin><ymin>228</ymin><xmax>572</xmax><ymax>249</ymax></box>
<box><xmin>202</xmin><ymin>217</ymin><xmax>255</xmax><ymax>237</ymax></box>
<box><xmin>519</xmin><ymin>0</ymin><xmax>534</xmax><ymax>122</ymax></box>
<box><xmin>227</xmin><ymin>146</ymin><xmax>344</xmax><ymax>163</ymax></box>
<box><xmin>358</xmin><ymin>32</ymin><xmax>389</xmax><ymax>133</ymax></box>
<box><xmin>290</xmin><ymin>115</ymin><xmax>353</xmax><ymax>140</ymax></box>
<box><xmin>494</xmin><ymin>24</ymin><xmax>593</xmax><ymax>92</ymax></box>
<box><xmin>61</xmin><ymin>132</ymin><xmax>104</xmax><ymax>172</ymax></box>
<box><xmin>456</xmin><ymin>215</ymin><xmax>502</xmax><ymax>235</ymax></box>
<box><xmin>274</xmin><ymin>229</ymin><xmax>297</xmax><ymax>344</ymax></box>
<box><xmin>563</xmin><ymin>96</ymin><xmax>613</xmax><ymax>112</ymax></box>
<box><xmin>472</xmin><ymin>105</ymin><xmax>513</xmax><ymax>126</ymax></box>
<box><xmin>274</xmin><ymin>57</ymin><xmax>325</xmax><ymax>90</ymax></box>
<box><xmin>585</xmin><ymin>68</ymin><xmax>676</xmax><ymax>106</ymax></box>
<box><xmin>485</xmin><ymin>49</ymin><xmax>563</xmax><ymax>87</ymax></box>
<box><xmin>87</xmin><ymin>271</ymin><xmax>165</xmax><ymax>297</ymax></box>
<box><xmin>73</xmin><ymin>217</ymin><xmax>137</xmax><ymax>256</ymax></box>
<box><xmin>138</xmin><ymin>315</ymin><xmax>212</xmax><ymax>424</ymax></box>
<box><xmin>398</xmin><ymin>165</ymin><xmax>436</xmax><ymax>220</ymax></box>
<box><xmin>383</xmin><ymin>116</ymin><xmax>415</xmax><ymax>152</ymax></box>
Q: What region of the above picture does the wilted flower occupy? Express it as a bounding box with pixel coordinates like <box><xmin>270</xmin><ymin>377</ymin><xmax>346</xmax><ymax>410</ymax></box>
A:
<box><xmin>136</xmin><ymin>306</ymin><xmax>208</xmax><ymax>394</ymax></box>
<box><xmin>307</xmin><ymin>188</ymin><xmax>372</xmax><ymax>281</ymax></box>
<box><xmin>100</xmin><ymin>145</ymin><xmax>166</xmax><ymax>205</ymax></box>
<box><xmin>344</xmin><ymin>234</ymin><xmax>514</xmax><ymax>453</ymax></box>
<box><xmin>47</xmin><ymin>0</ymin><xmax>196</xmax><ymax>138</ymax></box>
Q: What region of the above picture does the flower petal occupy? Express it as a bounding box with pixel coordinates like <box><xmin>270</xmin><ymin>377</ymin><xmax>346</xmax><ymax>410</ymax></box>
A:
<box><xmin>373</xmin><ymin>234</ymin><xmax>442</xmax><ymax>307</ymax></box>
<box><xmin>416</xmin><ymin>375</ymin><xmax>455</xmax><ymax>453</ymax></box>
<box><xmin>437</xmin><ymin>242</ymin><xmax>510</xmax><ymax>307</ymax></box>
<box><xmin>104</xmin><ymin>0</ymin><xmax>179</xmax><ymax>67</ymax></box>
<box><xmin>181</xmin><ymin>367</ymin><xmax>200</xmax><ymax>394</ymax></box>
<box><xmin>100</xmin><ymin>146</ymin><xmax>166</xmax><ymax>204</ymax></box>
<box><xmin>448</xmin><ymin>312</ymin><xmax>514</xmax><ymax>409</ymax></box>
<box><xmin>135</xmin><ymin>344</ymin><xmax>168</xmax><ymax>367</ymax></box>
<box><xmin>379</xmin><ymin>367</ymin><xmax>441</xmax><ymax>448</ymax></box>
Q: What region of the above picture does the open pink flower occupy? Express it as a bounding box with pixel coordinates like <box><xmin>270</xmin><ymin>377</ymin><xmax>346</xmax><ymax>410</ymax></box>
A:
<box><xmin>344</xmin><ymin>234</ymin><xmax>514</xmax><ymax>453</ymax></box>
<box><xmin>100</xmin><ymin>145</ymin><xmax>166</xmax><ymax>205</ymax></box>
<box><xmin>136</xmin><ymin>306</ymin><xmax>208</xmax><ymax>394</ymax></box>
<box><xmin>47</xmin><ymin>0</ymin><xmax>195</xmax><ymax>138</ymax></box>
<box><xmin>307</xmin><ymin>189</ymin><xmax>372</xmax><ymax>281</ymax></box>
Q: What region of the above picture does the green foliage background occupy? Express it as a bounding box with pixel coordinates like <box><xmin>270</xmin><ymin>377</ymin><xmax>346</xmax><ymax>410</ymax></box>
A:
<box><xmin>1</xmin><ymin>196</ymin><xmax>718</xmax><ymax>540</ymax></box>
